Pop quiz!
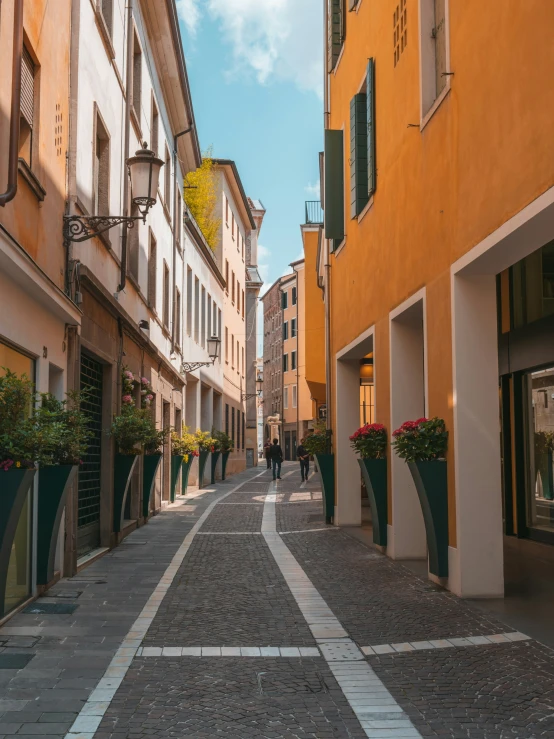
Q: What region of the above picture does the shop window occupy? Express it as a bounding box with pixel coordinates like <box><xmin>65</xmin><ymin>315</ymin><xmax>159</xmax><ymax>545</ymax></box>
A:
<box><xmin>525</xmin><ymin>368</ymin><xmax>554</xmax><ymax>537</ymax></box>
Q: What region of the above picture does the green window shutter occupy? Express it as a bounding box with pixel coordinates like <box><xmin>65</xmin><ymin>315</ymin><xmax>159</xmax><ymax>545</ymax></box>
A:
<box><xmin>366</xmin><ymin>58</ymin><xmax>376</xmax><ymax>196</ymax></box>
<box><xmin>328</xmin><ymin>0</ymin><xmax>342</xmax><ymax>72</ymax></box>
<box><xmin>350</xmin><ymin>93</ymin><xmax>368</xmax><ymax>218</ymax></box>
<box><xmin>324</xmin><ymin>129</ymin><xmax>344</xmax><ymax>243</ymax></box>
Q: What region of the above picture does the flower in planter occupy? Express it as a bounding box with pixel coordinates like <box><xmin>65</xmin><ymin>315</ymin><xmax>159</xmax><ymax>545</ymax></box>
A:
<box><xmin>349</xmin><ymin>422</ymin><xmax>387</xmax><ymax>459</ymax></box>
<box><xmin>303</xmin><ymin>419</ymin><xmax>332</xmax><ymax>456</ymax></box>
<box><xmin>141</xmin><ymin>377</ymin><xmax>149</xmax><ymax>385</ymax></box>
<box><xmin>122</xmin><ymin>395</ymin><xmax>134</xmax><ymax>405</ymax></box>
<box><xmin>392</xmin><ymin>417</ymin><xmax>448</xmax><ymax>462</ymax></box>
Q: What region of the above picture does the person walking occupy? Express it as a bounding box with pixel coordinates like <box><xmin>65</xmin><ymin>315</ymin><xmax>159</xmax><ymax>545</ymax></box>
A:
<box><xmin>264</xmin><ymin>439</ymin><xmax>272</xmax><ymax>470</ymax></box>
<box><xmin>297</xmin><ymin>438</ymin><xmax>310</xmax><ymax>482</ymax></box>
<box><xmin>269</xmin><ymin>438</ymin><xmax>283</xmax><ymax>480</ymax></box>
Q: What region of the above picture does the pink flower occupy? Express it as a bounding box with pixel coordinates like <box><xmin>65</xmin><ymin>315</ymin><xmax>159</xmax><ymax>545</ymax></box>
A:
<box><xmin>125</xmin><ymin>371</ymin><xmax>134</xmax><ymax>380</ymax></box>
<box><xmin>141</xmin><ymin>377</ymin><xmax>149</xmax><ymax>385</ymax></box>
<box><xmin>122</xmin><ymin>395</ymin><xmax>133</xmax><ymax>404</ymax></box>
<box><xmin>146</xmin><ymin>394</ymin><xmax>153</xmax><ymax>401</ymax></box>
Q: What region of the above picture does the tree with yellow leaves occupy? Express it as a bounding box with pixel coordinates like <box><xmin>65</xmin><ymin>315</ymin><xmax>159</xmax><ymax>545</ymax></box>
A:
<box><xmin>184</xmin><ymin>148</ymin><xmax>221</xmax><ymax>252</ymax></box>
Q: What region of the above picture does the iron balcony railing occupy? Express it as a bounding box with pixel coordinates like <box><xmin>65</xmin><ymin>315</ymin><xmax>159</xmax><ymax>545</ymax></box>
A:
<box><xmin>305</xmin><ymin>201</ymin><xmax>324</xmax><ymax>225</ymax></box>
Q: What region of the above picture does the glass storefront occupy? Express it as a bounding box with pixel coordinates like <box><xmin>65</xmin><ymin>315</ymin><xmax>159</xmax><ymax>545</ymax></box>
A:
<box><xmin>0</xmin><ymin>340</ymin><xmax>35</xmax><ymax>617</ymax></box>
<box><xmin>525</xmin><ymin>368</ymin><xmax>554</xmax><ymax>534</ymax></box>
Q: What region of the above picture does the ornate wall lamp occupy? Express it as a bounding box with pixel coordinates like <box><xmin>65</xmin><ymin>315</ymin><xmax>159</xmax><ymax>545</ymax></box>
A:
<box><xmin>181</xmin><ymin>335</ymin><xmax>221</xmax><ymax>374</ymax></box>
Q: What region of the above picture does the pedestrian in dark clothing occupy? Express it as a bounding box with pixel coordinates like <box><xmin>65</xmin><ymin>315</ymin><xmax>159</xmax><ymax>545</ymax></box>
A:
<box><xmin>297</xmin><ymin>439</ymin><xmax>310</xmax><ymax>482</ymax></box>
<box><xmin>269</xmin><ymin>438</ymin><xmax>283</xmax><ymax>480</ymax></box>
<box><xmin>264</xmin><ymin>439</ymin><xmax>272</xmax><ymax>469</ymax></box>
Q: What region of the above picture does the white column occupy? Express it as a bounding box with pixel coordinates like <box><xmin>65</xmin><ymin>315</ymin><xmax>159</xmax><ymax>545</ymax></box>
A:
<box><xmin>389</xmin><ymin>311</ymin><xmax>427</xmax><ymax>559</ymax></box>
<box><xmin>335</xmin><ymin>358</ymin><xmax>363</xmax><ymax>525</ymax></box>
<box><xmin>451</xmin><ymin>273</ymin><xmax>504</xmax><ymax>597</ymax></box>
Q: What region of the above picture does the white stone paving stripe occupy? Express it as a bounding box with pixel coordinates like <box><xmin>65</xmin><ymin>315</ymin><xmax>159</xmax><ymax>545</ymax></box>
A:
<box><xmin>261</xmin><ymin>482</ymin><xmax>423</xmax><ymax>739</ymax></box>
<box><xmin>360</xmin><ymin>631</ymin><xmax>531</xmax><ymax>656</ymax></box>
<box><xmin>278</xmin><ymin>527</ymin><xmax>339</xmax><ymax>534</ymax></box>
<box><xmin>65</xmin><ymin>470</ymin><xmax>268</xmax><ymax>739</ymax></box>
<box><xmin>135</xmin><ymin>646</ymin><xmax>321</xmax><ymax>657</ymax></box>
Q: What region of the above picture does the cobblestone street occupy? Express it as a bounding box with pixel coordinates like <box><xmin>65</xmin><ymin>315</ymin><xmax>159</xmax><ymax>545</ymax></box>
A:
<box><xmin>0</xmin><ymin>464</ymin><xmax>553</xmax><ymax>739</ymax></box>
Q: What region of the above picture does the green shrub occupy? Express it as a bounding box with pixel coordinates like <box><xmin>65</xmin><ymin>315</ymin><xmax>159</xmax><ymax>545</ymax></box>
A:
<box><xmin>392</xmin><ymin>417</ymin><xmax>448</xmax><ymax>462</ymax></box>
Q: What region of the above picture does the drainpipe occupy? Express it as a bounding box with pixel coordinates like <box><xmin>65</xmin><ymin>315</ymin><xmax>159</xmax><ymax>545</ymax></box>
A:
<box><xmin>325</xmin><ymin>237</ymin><xmax>331</xmax><ymax>433</ymax></box>
<box><xmin>0</xmin><ymin>0</ymin><xmax>24</xmax><ymax>207</ymax></box>
<box><xmin>171</xmin><ymin>125</ymin><xmax>194</xmax><ymax>356</ymax></box>
<box><xmin>118</xmin><ymin>0</ymin><xmax>134</xmax><ymax>293</ymax></box>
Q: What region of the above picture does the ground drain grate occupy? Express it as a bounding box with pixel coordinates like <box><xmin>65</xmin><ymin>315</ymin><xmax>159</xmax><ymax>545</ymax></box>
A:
<box><xmin>0</xmin><ymin>653</ymin><xmax>34</xmax><ymax>669</ymax></box>
<box><xmin>24</xmin><ymin>602</ymin><xmax>78</xmax><ymax>615</ymax></box>
<box><xmin>52</xmin><ymin>590</ymin><xmax>83</xmax><ymax>599</ymax></box>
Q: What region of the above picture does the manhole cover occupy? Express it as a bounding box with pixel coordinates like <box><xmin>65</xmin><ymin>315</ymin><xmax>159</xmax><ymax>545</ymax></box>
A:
<box><xmin>0</xmin><ymin>653</ymin><xmax>34</xmax><ymax>669</ymax></box>
<box><xmin>24</xmin><ymin>602</ymin><xmax>78</xmax><ymax>615</ymax></box>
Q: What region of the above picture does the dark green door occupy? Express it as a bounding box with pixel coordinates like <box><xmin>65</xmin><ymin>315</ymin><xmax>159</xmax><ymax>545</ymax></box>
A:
<box><xmin>78</xmin><ymin>354</ymin><xmax>103</xmax><ymax>556</ymax></box>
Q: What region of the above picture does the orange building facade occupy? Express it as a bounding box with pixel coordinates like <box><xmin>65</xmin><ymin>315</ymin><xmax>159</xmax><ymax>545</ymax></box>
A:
<box><xmin>321</xmin><ymin>0</ymin><xmax>554</xmax><ymax>597</ymax></box>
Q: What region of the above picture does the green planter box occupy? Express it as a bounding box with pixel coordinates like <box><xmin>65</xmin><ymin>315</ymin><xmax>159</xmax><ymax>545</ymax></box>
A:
<box><xmin>358</xmin><ymin>458</ymin><xmax>387</xmax><ymax>547</ymax></box>
<box><xmin>170</xmin><ymin>456</ymin><xmax>183</xmax><ymax>503</ymax></box>
<box><xmin>37</xmin><ymin>465</ymin><xmax>78</xmax><ymax>585</ymax></box>
<box><xmin>221</xmin><ymin>451</ymin><xmax>231</xmax><ymax>480</ymax></box>
<box><xmin>142</xmin><ymin>454</ymin><xmax>162</xmax><ymax>518</ymax></box>
<box><xmin>0</xmin><ymin>469</ymin><xmax>35</xmax><ymax>615</ymax></box>
<box><xmin>210</xmin><ymin>451</ymin><xmax>221</xmax><ymax>484</ymax></box>
<box><xmin>113</xmin><ymin>455</ymin><xmax>139</xmax><ymax>534</ymax></box>
<box><xmin>181</xmin><ymin>455</ymin><xmax>194</xmax><ymax>496</ymax></box>
<box><xmin>408</xmin><ymin>460</ymin><xmax>449</xmax><ymax>578</ymax></box>
<box><xmin>198</xmin><ymin>450</ymin><xmax>209</xmax><ymax>488</ymax></box>
<box><xmin>314</xmin><ymin>453</ymin><xmax>335</xmax><ymax>524</ymax></box>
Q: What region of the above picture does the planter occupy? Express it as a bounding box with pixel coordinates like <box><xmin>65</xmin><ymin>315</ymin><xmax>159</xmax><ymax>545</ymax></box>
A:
<box><xmin>0</xmin><ymin>469</ymin><xmax>35</xmax><ymax>615</ymax></box>
<box><xmin>142</xmin><ymin>454</ymin><xmax>162</xmax><ymax>518</ymax></box>
<box><xmin>37</xmin><ymin>465</ymin><xmax>78</xmax><ymax>585</ymax></box>
<box><xmin>210</xmin><ymin>451</ymin><xmax>221</xmax><ymax>484</ymax></box>
<box><xmin>408</xmin><ymin>460</ymin><xmax>449</xmax><ymax>578</ymax></box>
<box><xmin>113</xmin><ymin>455</ymin><xmax>139</xmax><ymax>534</ymax></box>
<box><xmin>181</xmin><ymin>456</ymin><xmax>194</xmax><ymax>496</ymax></box>
<box><xmin>198</xmin><ymin>450</ymin><xmax>210</xmax><ymax>488</ymax></box>
<box><xmin>358</xmin><ymin>458</ymin><xmax>387</xmax><ymax>547</ymax></box>
<box><xmin>314</xmin><ymin>453</ymin><xmax>335</xmax><ymax>524</ymax></box>
<box><xmin>221</xmin><ymin>451</ymin><xmax>231</xmax><ymax>480</ymax></box>
<box><xmin>170</xmin><ymin>456</ymin><xmax>183</xmax><ymax>503</ymax></box>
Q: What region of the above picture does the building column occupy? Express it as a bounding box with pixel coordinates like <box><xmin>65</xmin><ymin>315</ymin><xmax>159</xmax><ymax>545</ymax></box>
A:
<box><xmin>185</xmin><ymin>378</ymin><xmax>201</xmax><ymax>484</ymax></box>
<box><xmin>335</xmin><ymin>358</ymin><xmax>362</xmax><ymax>525</ymax></box>
<box><xmin>450</xmin><ymin>273</ymin><xmax>504</xmax><ymax>597</ymax></box>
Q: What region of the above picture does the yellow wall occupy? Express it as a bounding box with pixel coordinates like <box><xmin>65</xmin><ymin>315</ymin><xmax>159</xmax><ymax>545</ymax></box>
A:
<box><xmin>303</xmin><ymin>227</ymin><xmax>326</xmax><ymax>401</ymax></box>
<box><xmin>327</xmin><ymin>0</ymin><xmax>554</xmax><ymax>540</ymax></box>
<box><xmin>293</xmin><ymin>262</ymin><xmax>313</xmax><ymax>426</ymax></box>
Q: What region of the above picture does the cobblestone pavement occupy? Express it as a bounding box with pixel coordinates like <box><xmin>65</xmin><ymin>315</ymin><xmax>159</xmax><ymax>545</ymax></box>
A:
<box><xmin>1</xmin><ymin>463</ymin><xmax>554</xmax><ymax>738</ymax></box>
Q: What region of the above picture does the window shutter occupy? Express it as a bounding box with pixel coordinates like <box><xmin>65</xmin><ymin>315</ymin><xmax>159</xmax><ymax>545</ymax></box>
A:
<box><xmin>366</xmin><ymin>59</ymin><xmax>376</xmax><ymax>197</ymax></box>
<box><xmin>350</xmin><ymin>93</ymin><xmax>368</xmax><ymax>218</ymax></box>
<box><xmin>21</xmin><ymin>46</ymin><xmax>35</xmax><ymax>127</ymax></box>
<box><xmin>328</xmin><ymin>0</ymin><xmax>342</xmax><ymax>72</ymax></box>
<box><xmin>348</xmin><ymin>0</ymin><xmax>357</xmax><ymax>10</ymax></box>
<box><xmin>324</xmin><ymin>129</ymin><xmax>344</xmax><ymax>243</ymax></box>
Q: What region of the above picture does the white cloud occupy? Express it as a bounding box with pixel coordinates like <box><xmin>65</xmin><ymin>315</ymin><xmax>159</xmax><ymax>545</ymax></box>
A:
<box><xmin>177</xmin><ymin>0</ymin><xmax>201</xmax><ymax>37</ymax></box>
<box><xmin>305</xmin><ymin>179</ymin><xmax>320</xmax><ymax>197</ymax></box>
<box><xmin>182</xmin><ymin>0</ymin><xmax>323</xmax><ymax>97</ymax></box>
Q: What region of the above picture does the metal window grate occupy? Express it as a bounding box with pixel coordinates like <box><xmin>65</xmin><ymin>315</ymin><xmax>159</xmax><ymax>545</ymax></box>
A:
<box><xmin>21</xmin><ymin>46</ymin><xmax>34</xmax><ymax>127</ymax></box>
<box><xmin>78</xmin><ymin>355</ymin><xmax>103</xmax><ymax>531</ymax></box>
<box><xmin>393</xmin><ymin>0</ymin><xmax>407</xmax><ymax>67</ymax></box>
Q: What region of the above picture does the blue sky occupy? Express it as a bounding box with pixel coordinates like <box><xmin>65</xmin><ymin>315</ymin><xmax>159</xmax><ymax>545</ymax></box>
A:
<box><xmin>177</xmin><ymin>0</ymin><xmax>323</xmax><ymax>294</ymax></box>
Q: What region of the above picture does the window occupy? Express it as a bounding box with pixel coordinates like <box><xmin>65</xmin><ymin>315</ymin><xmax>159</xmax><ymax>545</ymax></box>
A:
<box><xmin>232</xmin><ymin>213</ymin><xmax>235</xmax><ymax>239</ymax></box>
<box><xmin>231</xmin><ymin>333</ymin><xmax>235</xmax><ymax>368</ymax></box>
<box><xmin>241</xmin><ymin>347</ymin><xmax>244</xmax><ymax>376</ymax></box>
<box><xmin>241</xmin><ymin>236</ymin><xmax>244</xmax><ymax>260</ymax></box>
<box><xmin>393</xmin><ymin>0</ymin><xmax>407</xmax><ymax>67</ymax></box>
<box><xmin>225</xmin><ymin>404</ymin><xmax>229</xmax><ymax>435</ymax></box>
<box><xmin>328</xmin><ymin>0</ymin><xmax>345</xmax><ymax>72</ymax></box>
<box><xmin>420</xmin><ymin>0</ymin><xmax>449</xmax><ymax>117</ymax></box>
<box><xmin>225</xmin><ymin>260</ymin><xmax>229</xmax><ymax>292</ymax></box>
<box><xmin>237</xmin><ymin>279</ymin><xmax>240</xmax><ymax>312</ymax></box>
<box><xmin>151</xmin><ymin>99</ymin><xmax>159</xmax><ymax>156</ymax></box>
<box><xmin>292</xmin><ymin>385</ymin><xmax>297</xmax><ymax>408</ymax></box>
<box><xmin>207</xmin><ymin>295</ymin><xmax>212</xmax><ymax>339</ymax></box>
<box><xmin>128</xmin><ymin>203</ymin><xmax>140</xmax><ymax>280</ymax></box>
<box><xmin>350</xmin><ymin>59</ymin><xmax>375</xmax><ymax>217</ymax></box>
<box><xmin>242</xmin><ymin>413</ymin><xmax>245</xmax><ymax>450</ymax></box>
<box><xmin>132</xmin><ymin>31</ymin><xmax>142</xmax><ymax>123</ymax></box>
<box><xmin>163</xmin><ymin>261</ymin><xmax>170</xmax><ymax>328</ymax></box>
<box><xmin>93</xmin><ymin>110</ymin><xmax>110</xmax><ymax>216</ymax></box>
<box><xmin>242</xmin><ymin>290</ymin><xmax>245</xmax><ymax>319</ymax></box>
<box><xmin>283</xmin><ymin>354</ymin><xmax>288</xmax><ymax>372</ymax></box>
<box><xmin>164</xmin><ymin>145</ymin><xmax>171</xmax><ymax>206</ymax></box>
<box><xmin>175</xmin><ymin>289</ymin><xmax>181</xmax><ymax>346</ymax></box>
<box><xmin>201</xmin><ymin>286</ymin><xmax>206</xmax><ymax>347</ymax></box>
<box><xmin>218</xmin><ymin>308</ymin><xmax>222</xmax><ymax>343</ymax></box>
<box><xmin>284</xmin><ymin>387</ymin><xmax>289</xmax><ymax>409</ymax></box>
<box><xmin>231</xmin><ymin>407</ymin><xmax>235</xmax><ymax>447</ymax></box>
<box><xmin>237</xmin><ymin>340</ymin><xmax>239</xmax><ymax>373</ymax></box>
<box><xmin>194</xmin><ymin>277</ymin><xmax>199</xmax><ymax>342</ymax></box>
<box><xmin>186</xmin><ymin>268</ymin><xmax>192</xmax><ymax>336</ymax></box>
<box><xmin>291</xmin><ymin>351</ymin><xmax>297</xmax><ymax>371</ymax></box>
<box><xmin>148</xmin><ymin>232</ymin><xmax>157</xmax><ymax>308</ymax></box>
<box><xmin>283</xmin><ymin>322</ymin><xmax>288</xmax><ymax>341</ymax></box>
<box><xmin>19</xmin><ymin>45</ymin><xmax>35</xmax><ymax>167</ymax></box>
<box><xmin>225</xmin><ymin>327</ymin><xmax>229</xmax><ymax>362</ymax></box>
<box><xmin>282</xmin><ymin>291</ymin><xmax>288</xmax><ymax>310</ymax></box>
<box><xmin>292</xmin><ymin>286</ymin><xmax>297</xmax><ymax>306</ymax></box>
<box><xmin>100</xmin><ymin>0</ymin><xmax>113</xmax><ymax>36</ymax></box>
<box><xmin>291</xmin><ymin>318</ymin><xmax>297</xmax><ymax>338</ymax></box>
<box><xmin>232</xmin><ymin>271</ymin><xmax>235</xmax><ymax>304</ymax></box>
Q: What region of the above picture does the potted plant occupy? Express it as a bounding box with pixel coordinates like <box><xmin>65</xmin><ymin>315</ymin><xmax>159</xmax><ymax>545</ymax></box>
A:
<box><xmin>304</xmin><ymin>420</ymin><xmax>334</xmax><ymax>523</ymax></box>
<box><xmin>142</xmin><ymin>418</ymin><xmax>167</xmax><ymax>519</ymax></box>
<box><xmin>34</xmin><ymin>391</ymin><xmax>90</xmax><ymax>585</ymax></box>
<box><xmin>214</xmin><ymin>430</ymin><xmax>233</xmax><ymax>480</ymax></box>
<box><xmin>0</xmin><ymin>369</ymin><xmax>39</xmax><ymax>608</ymax></box>
<box><xmin>109</xmin><ymin>406</ymin><xmax>151</xmax><ymax>533</ymax></box>
<box><xmin>178</xmin><ymin>426</ymin><xmax>199</xmax><ymax>497</ymax></box>
<box><xmin>392</xmin><ymin>417</ymin><xmax>449</xmax><ymax>577</ymax></box>
<box><xmin>195</xmin><ymin>430</ymin><xmax>215</xmax><ymax>488</ymax></box>
<box><xmin>349</xmin><ymin>423</ymin><xmax>388</xmax><ymax>547</ymax></box>
<box><xmin>535</xmin><ymin>431</ymin><xmax>554</xmax><ymax>501</ymax></box>
<box><xmin>210</xmin><ymin>430</ymin><xmax>222</xmax><ymax>484</ymax></box>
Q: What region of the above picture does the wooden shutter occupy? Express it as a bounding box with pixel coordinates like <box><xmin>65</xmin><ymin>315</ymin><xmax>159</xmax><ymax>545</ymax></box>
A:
<box><xmin>21</xmin><ymin>46</ymin><xmax>35</xmax><ymax>127</ymax></box>
<box><xmin>350</xmin><ymin>93</ymin><xmax>368</xmax><ymax>218</ymax></box>
<box><xmin>366</xmin><ymin>59</ymin><xmax>376</xmax><ymax>197</ymax></box>
<box><xmin>348</xmin><ymin>0</ymin><xmax>357</xmax><ymax>9</ymax></box>
<box><xmin>328</xmin><ymin>0</ymin><xmax>342</xmax><ymax>72</ymax></box>
<box><xmin>324</xmin><ymin>129</ymin><xmax>344</xmax><ymax>242</ymax></box>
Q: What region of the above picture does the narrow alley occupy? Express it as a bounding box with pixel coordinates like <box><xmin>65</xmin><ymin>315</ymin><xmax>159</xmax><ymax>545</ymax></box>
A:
<box><xmin>0</xmin><ymin>464</ymin><xmax>552</xmax><ymax>739</ymax></box>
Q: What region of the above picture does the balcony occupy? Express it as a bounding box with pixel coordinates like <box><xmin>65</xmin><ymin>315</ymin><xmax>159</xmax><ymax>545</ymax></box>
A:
<box><xmin>305</xmin><ymin>201</ymin><xmax>324</xmax><ymax>225</ymax></box>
